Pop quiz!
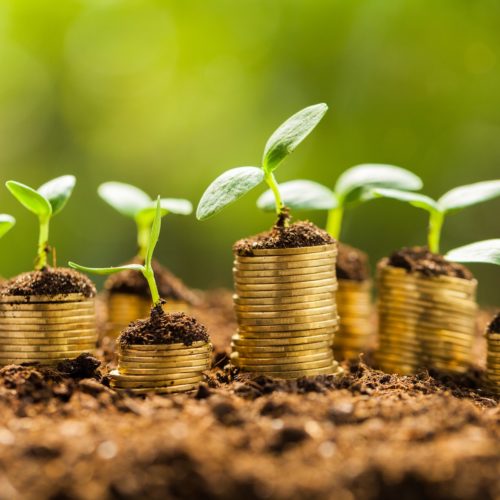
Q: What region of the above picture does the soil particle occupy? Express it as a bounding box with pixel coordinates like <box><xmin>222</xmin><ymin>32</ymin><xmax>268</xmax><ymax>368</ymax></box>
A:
<box><xmin>386</xmin><ymin>246</ymin><xmax>474</xmax><ymax>280</ymax></box>
<box><xmin>119</xmin><ymin>304</ymin><xmax>210</xmax><ymax>347</ymax></box>
<box><xmin>269</xmin><ymin>425</ymin><xmax>309</xmax><ymax>453</ymax></box>
<box><xmin>56</xmin><ymin>354</ymin><xmax>101</xmax><ymax>380</ymax></box>
<box><xmin>0</xmin><ymin>267</ymin><xmax>96</xmax><ymax>297</ymax></box>
<box><xmin>233</xmin><ymin>221</ymin><xmax>334</xmax><ymax>256</ymax></box>
<box><xmin>104</xmin><ymin>258</ymin><xmax>198</xmax><ymax>304</ymax></box>
<box><xmin>336</xmin><ymin>242</ymin><xmax>371</xmax><ymax>281</ymax></box>
<box><xmin>487</xmin><ymin>312</ymin><xmax>500</xmax><ymax>333</ymax></box>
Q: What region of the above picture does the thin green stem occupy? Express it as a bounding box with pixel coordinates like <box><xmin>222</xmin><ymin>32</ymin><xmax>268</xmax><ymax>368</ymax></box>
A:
<box><xmin>137</xmin><ymin>221</ymin><xmax>150</xmax><ymax>260</ymax></box>
<box><xmin>143</xmin><ymin>265</ymin><xmax>161</xmax><ymax>306</ymax></box>
<box><xmin>36</xmin><ymin>216</ymin><xmax>50</xmax><ymax>270</ymax></box>
<box><xmin>428</xmin><ymin>210</ymin><xmax>444</xmax><ymax>254</ymax></box>
<box><xmin>264</xmin><ymin>172</ymin><xmax>288</xmax><ymax>226</ymax></box>
<box><xmin>326</xmin><ymin>205</ymin><xmax>344</xmax><ymax>240</ymax></box>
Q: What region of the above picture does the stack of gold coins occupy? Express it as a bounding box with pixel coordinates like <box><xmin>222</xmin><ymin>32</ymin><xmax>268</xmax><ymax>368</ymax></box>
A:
<box><xmin>106</xmin><ymin>294</ymin><xmax>189</xmax><ymax>339</ymax></box>
<box><xmin>109</xmin><ymin>341</ymin><xmax>212</xmax><ymax>394</ymax></box>
<box><xmin>231</xmin><ymin>244</ymin><xmax>342</xmax><ymax>379</ymax></box>
<box><xmin>334</xmin><ymin>279</ymin><xmax>373</xmax><ymax>360</ymax></box>
<box><xmin>376</xmin><ymin>264</ymin><xmax>477</xmax><ymax>375</ymax></box>
<box><xmin>485</xmin><ymin>316</ymin><xmax>500</xmax><ymax>394</ymax></box>
<box><xmin>0</xmin><ymin>293</ymin><xmax>97</xmax><ymax>366</ymax></box>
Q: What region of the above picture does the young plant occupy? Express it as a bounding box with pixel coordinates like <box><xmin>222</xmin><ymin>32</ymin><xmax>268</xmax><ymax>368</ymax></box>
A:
<box><xmin>98</xmin><ymin>182</ymin><xmax>192</xmax><ymax>260</ymax></box>
<box><xmin>445</xmin><ymin>239</ymin><xmax>500</xmax><ymax>266</ymax></box>
<box><xmin>0</xmin><ymin>214</ymin><xmax>15</xmax><ymax>240</ymax></box>
<box><xmin>69</xmin><ymin>197</ymin><xmax>163</xmax><ymax>307</ymax></box>
<box><xmin>5</xmin><ymin>176</ymin><xmax>76</xmax><ymax>270</ymax></box>
<box><xmin>372</xmin><ymin>180</ymin><xmax>500</xmax><ymax>253</ymax></box>
<box><xmin>196</xmin><ymin>103</ymin><xmax>328</xmax><ymax>225</ymax></box>
<box><xmin>257</xmin><ymin>164</ymin><xmax>422</xmax><ymax>239</ymax></box>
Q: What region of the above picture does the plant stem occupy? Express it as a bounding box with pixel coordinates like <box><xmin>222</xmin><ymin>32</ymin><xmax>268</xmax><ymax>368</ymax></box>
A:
<box><xmin>143</xmin><ymin>265</ymin><xmax>161</xmax><ymax>306</ymax></box>
<box><xmin>137</xmin><ymin>221</ymin><xmax>150</xmax><ymax>260</ymax></box>
<box><xmin>326</xmin><ymin>205</ymin><xmax>343</xmax><ymax>240</ymax></box>
<box><xmin>264</xmin><ymin>172</ymin><xmax>288</xmax><ymax>226</ymax></box>
<box><xmin>428</xmin><ymin>210</ymin><xmax>444</xmax><ymax>254</ymax></box>
<box><xmin>36</xmin><ymin>217</ymin><xmax>50</xmax><ymax>270</ymax></box>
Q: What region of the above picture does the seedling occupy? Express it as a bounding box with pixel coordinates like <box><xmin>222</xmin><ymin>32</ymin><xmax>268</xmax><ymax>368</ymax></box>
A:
<box><xmin>69</xmin><ymin>197</ymin><xmax>163</xmax><ymax>307</ymax></box>
<box><xmin>372</xmin><ymin>180</ymin><xmax>500</xmax><ymax>254</ymax></box>
<box><xmin>98</xmin><ymin>182</ymin><xmax>192</xmax><ymax>259</ymax></box>
<box><xmin>0</xmin><ymin>214</ymin><xmax>15</xmax><ymax>240</ymax></box>
<box><xmin>196</xmin><ymin>103</ymin><xmax>328</xmax><ymax>225</ymax></box>
<box><xmin>257</xmin><ymin>164</ymin><xmax>422</xmax><ymax>239</ymax></box>
<box><xmin>5</xmin><ymin>176</ymin><xmax>76</xmax><ymax>270</ymax></box>
<box><xmin>445</xmin><ymin>239</ymin><xmax>500</xmax><ymax>266</ymax></box>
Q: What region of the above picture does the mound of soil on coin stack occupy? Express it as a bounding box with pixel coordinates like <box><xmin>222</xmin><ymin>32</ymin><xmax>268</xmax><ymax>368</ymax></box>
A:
<box><xmin>336</xmin><ymin>243</ymin><xmax>370</xmax><ymax>281</ymax></box>
<box><xmin>104</xmin><ymin>258</ymin><xmax>198</xmax><ymax>304</ymax></box>
<box><xmin>119</xmin><ymin>305</ymin><xmax>209</xmax><ymax>347</ymax></box>
<box><xmin>234</xmin><ymin>221</ymin><xmax>334</xmax><ymax>256</ymax></box>
<box><xmin>386</xmin><ymin>246</ymin><xmax>474</xmax><ymax>280</ymax></box>
<box><xmin>0</xmin><ymin>268</ymin><xmax>96</xmax><ymax>297</ymax></box>
<box><xmin>487</xmin><ymin>312</ymin><xmax>500</xmax><ymax>333</ymax></box>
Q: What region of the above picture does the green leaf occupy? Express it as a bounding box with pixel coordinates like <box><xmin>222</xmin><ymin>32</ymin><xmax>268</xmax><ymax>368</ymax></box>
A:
<box><xmin>0</xmin><ymin>214</ymin><xmax>15</xmax><ymax>239</ymax></box>
<box><xmin>262</xmin><ymin>103</ymin><xmax>328</xmax><ymax>172</ymax></box>
<box><xmin>372</xmin><ymin>188</ymin><xmax>438</xmax><ymax>213</ymax></box>
<box><xmin>135</xmin><ymin>198</ymin><xmax>193</xmax><ymax>227</ymax></box>
<box><xmin>98</xmin><ymin>182</ymin><xmax>151</xmax><ymax>218</ymax></box>
<box><xmin>445</xmin><ymin>239</ymin><xmax>500</xmax><ymax>266</ymax></box>
<box><xmin>257</xmin><ymin>180</ymin><xmax>336</xmax><ymax>212</ymax></box>
<box><xmin>145</xmin><ymin>197</ymin><xmax>162</xmax><ymax>269</ymax></box>
<box><xmin>438</xmin><ymin>180</ymin><xmax>500</xmax><ymax>213</ymax></box>
<box><xmin>196</xmin><ymin>166</ymin><xmax>264</xmax><ymax>220</ymax></box>
<box><xmin>38</xmin><ymin>175</ymin><xmax>76</xmax><ymax>216</ymax></box>
<box><xmin>335</xmin><ymin>164</ymin><xmax>423</xmax><ymax>205</ymax></box>
<box><xmin>6</xmin><ymin>181</ymin><xmax>52</xmax><ymax>218</ymax></box>
<box><xmin>69</xmin><ymin>262</ymin><xmax>144</xmax><ymax>276</ymax></box>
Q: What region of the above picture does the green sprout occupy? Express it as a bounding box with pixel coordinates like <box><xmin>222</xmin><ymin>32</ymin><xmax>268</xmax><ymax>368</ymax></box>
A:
<box><xmin>372</xmin><ymin>180</ymin><xmax>500</xmax><ymax>254</ymax></box>
<box><xmin>0</xmin><ymin>214</ymin><xmax>15</xmax><ymax>239</ymax></box>
<box><xmin>5</xmin><ymin>176</ymin><xmax>76</xmax><ymax>270</ymax></box>
<box><xmin>69</xmin><ymin>197</ymin><xmax>163</xmax><ymax>306</ymax></box>
<box><xmin>257</xmin><ymin>164</ymin><xmax>422</xmax><ymax>239</ymax></box>
<box><xmin>445</xmin><ymin>239</ymin><xmax>500</xmax><ymax>266</ymax></box>
<box><xmin>196</xmin><ymin>103</ymin><xmax>328</xmax><ymax>225</ymax></box>
<box><xmin>98</xmin><ymin>182</ymin><xmax>192</xmax><ymax>260</ymax></box>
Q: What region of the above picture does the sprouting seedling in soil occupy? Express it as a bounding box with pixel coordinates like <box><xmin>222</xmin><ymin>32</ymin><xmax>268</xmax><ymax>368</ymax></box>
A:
<box><xmin>98</xmin><ymin>182</ymin><xmax>192</xmax><ymax>260</ymax></box>
<box><xmin>69</xmin><ymin>197</ymin><xmax>163</xmax><ymax>306</ymax></box>
<box><xmin>445</xmin><ymin>239</ymin><xmax>500</xmax><ymax>267</ymax></box>
<box><xmin>5</xmin><ymin>176</ymin><xmax>76</xmax><ymax>270</ymax></box>
<box><xmin>372</xmin><ymin>180</ymin><xmax>500</xmax><ymax>254</ymax></box>
<box><xmin>257</xmin><ymin>164</ymin><xmax>422</xmax><ymax>239</ymax></box>
<box><xmin>196</xmin><ymin>103</ymin><xmax>328</xmax><ymax>226</ymax></box>
<box><xmin>0</xmin><ymin>214</ymin><xmax>15</xmax><ymax>240</ymax></box>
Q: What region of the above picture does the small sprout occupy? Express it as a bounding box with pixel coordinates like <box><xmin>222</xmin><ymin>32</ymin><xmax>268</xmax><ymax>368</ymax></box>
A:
<box><xmin>257</xmin><ymin>164</ymin><xmax>422</xmax><ymax>238</ymax></box>
<box><xmin>445</xmin><ymin>239</ymin><xmax>500</xmax><ymax>266</ymax></box>
<box><xmin>98</xmin><ymin>182</ymin><xmax>192</xmax><ymax>259</ymax></box>
<box><xmin>70</xmin><ymin>197</ymin><xmax>163</xmax><ymax>306</ymax></box>
<box><xmin>196</xmin><ymin>103</ymin><xmax>328</xmax><ymax>224</ymax></box>
<box><xmin>372</xmin><ymin>180</ymin><xmax>500</xmax><ymax>253</ymax></box>
<box><xmin>5</xmin><ymin>176</ymin><xmax>76</xmax><ymax>270</ymax></box>
<box><xmin>0</xmin><ymin>214</ymin><xmax>15</xmax><ymax>239</ymax></box>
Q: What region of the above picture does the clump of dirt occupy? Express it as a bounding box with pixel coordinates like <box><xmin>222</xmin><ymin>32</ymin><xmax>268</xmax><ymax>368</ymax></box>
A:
<box><xmin>104</xmin><ymin>258</ymin><xmax>198</xmax><ymax>304</ymax></box>
<box><xmin>119</xmin><ymin>304</ymin><xmax>210</xmax><ymax>347</ymax></box>
<box><xmin>487</xmin><ymin>312</ymin><xmax>500</xmax><ymax>333</ymax></box>
<box><xmin>336</xmin><ymin>243</ymin><xmax>370</xmax><ymax>281</ymax></box>
<box><xmin>0</xmin><ymin>267</ymin><xmax>96</xmax><ymax>297</ymax></box>
<box><xmin>57</xmin><ymin>353</ymin><xmax>101</xmax><ymax>380</ymax></box>
<box><xmin>234</xmin><ymin>221</ymin><xmax>334</xmax><ymax>256</ymax></box>
<box><xmin>386</xmin><ymin>246</ymin><xmax>474</xmax><ymax>280</ymax></box>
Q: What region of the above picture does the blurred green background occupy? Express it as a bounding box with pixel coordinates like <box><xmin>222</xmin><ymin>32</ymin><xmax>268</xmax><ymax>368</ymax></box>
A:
<box><xmin>0</xmin><ymin>0</ymin><xmax>499</xmax><ymax>305</ymax></box>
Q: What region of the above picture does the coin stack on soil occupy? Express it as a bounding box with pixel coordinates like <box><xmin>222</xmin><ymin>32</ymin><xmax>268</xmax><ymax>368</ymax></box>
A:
<box><xmin>485</xmin><ymin>313</ymin><xmax>500</xmax><ymax>394</ymax></box>
<box><xmin>109</xmin><ymin>308</ymin><xmax>211</xmax><ymax>394</ymax></box>
<box><xmin>230</xmin><ymin>222</ymin><xmax>342</xmax><ymax>379</ymax></box>
<box><xmin>376</xmin><ymin>248</ymin><xmax>477</xmax><ymax>375</ymax></box>
<box><xmin>0</xmin><ymin>269</ymin><xmax>97</xmax><ymax>366</ymax></box>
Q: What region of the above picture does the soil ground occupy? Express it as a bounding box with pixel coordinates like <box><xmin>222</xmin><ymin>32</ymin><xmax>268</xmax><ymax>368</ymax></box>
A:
<box><xmin>0</xmin><ymin>289</ymin><xmax>498</xmax><ymax>500</ymax></box>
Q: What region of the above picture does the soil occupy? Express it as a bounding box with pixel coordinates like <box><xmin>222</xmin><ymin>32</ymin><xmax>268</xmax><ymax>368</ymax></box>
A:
<box><xmin>0</xmin><ymin>267</ymin><xmax>96</xmax><ymax>297</ymax></box>
<box><xmin>234</xmin><ymin>221</ymin><xmax>335</xmax><ymax>256</ymax></box>
<box><xmin>0</xmin><ymin>290</ymin><xmax>497</xmax><ymax>499</ymax></box>
<box><xmin>119</xmin><ymin>304</ymin><xmax>210</xmax><ymax>347</ymax></box>
<box><xmin>336</xmin><ymin>243</ymin><xmax>370</xmax><ymax>281</ymax></box>
<box><xmin>104</xmin><ymin>258</ymin><xmax>199</xmax><ymax>304</ymax></box>
<box><xmin>487</xmin><ymin>312</ymin><xmax>500</xmax><ymax>333</ymax></box>
<box><xmin>386</xmin><ymin>246</ymin><xmax>474</xmax><ymax>280</ymax></box>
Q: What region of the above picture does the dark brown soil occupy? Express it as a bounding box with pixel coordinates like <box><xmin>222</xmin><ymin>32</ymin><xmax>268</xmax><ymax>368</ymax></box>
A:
<box><xmin>104</xmin><ymin>258</ymin><xmax>199</xmax><ymax>304</ymax></box>
<box><xmin>0</xmin><ymin>267</ymin><xmax>96</xmax><ymax>297</ymax></box>
<box><xmin>119</xmin><ymin>305</ymin><xmax>210</xmax><ymax>347</ymax></box>
<box><xmin>337</xmin><ymin>243</ymin><xmax>371</xmax><ymax>281</ymax></box>
<box><xmin>487</xmin><ymin>312</ymin><xmax>500</xmax><ymax>333</ymax></box>
<box><xmin>386</xmin><ymin>246</ymin><xmax>474</xmax><ymax>280</ymax></box>
<box><xmin>234</xmin><ymin>221</ymin><xmax>334</xmax><ymax>256</ymax></box>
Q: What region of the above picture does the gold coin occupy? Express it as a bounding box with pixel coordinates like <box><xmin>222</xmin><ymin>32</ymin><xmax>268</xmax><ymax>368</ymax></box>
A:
<box><xmin>119</xmin><ymin>364</ymin><xmax>208</xmax><ymax>374</ymax></box>
<box><xmin>237</xmin><ymin>312</ymin><xmax>335</xmax><ymax>327</ymax></box>
<box><xmin>246</xmin><ymin>244</ymin><xmax>336</xmax><ymax>256</ymax></box>
<box><xmin>0</xmin><ymin>350</ymin><xmax>92</xmax><ymax>361</ymax></box>
<box><xmin>0</xmin><ymin>293</ymin><xmax>92</xmax><ymax>304</ymax></box>
<box><xmin>0</xmin><ymin>315</ymin><xmax>95</xmax><ymax>325</ymax></box>
<box><xmin>233</xmin><ymin>292</ymin><xmax>333</xmax><ymax>306</ymax></box>
<box><xmin>236</xmin><ymin>358</ymin><xmax>335</xmax><ymax>372</ymax></box>
<box><xmin>119</xmin><ymin>353</ymin><xmax>211</xmax><ymax>364</ymax></box>
<box><xmin>235</xmin><ymin>285</ymin><xmax>337</xmax><ymax>299</ymax></box>
<box><xmin>234</xmin><ymin>271</ymin><xmax>336</xmax><ymax>286</ymax></box>
<box><xmin>235</xmin><ymin>305</ymin><xmax>336</xmax><ymax>319</ymax></box>
<box><xmin>110</xmin><ymin>369</ymin><xmax>203</xmax><ymax>382</ymax></box>
<box><xmin>231</xmin><ymin>351</ymin><xmax>332</xmax><ymax>365</ymax></box>
<box><xmin>114</xmin><ymin>367</ymin><xmax>204</xmax><ymax>377</ymax></box>
<box><xmin>234</xmin><ymin>259</ymin><xmax>334</xmax><ymax>272</ymax></box>
<box><xmin>236</xmin><ymin>326</ymin><xmax>336</xmax><ymax>338</ymax></box>
<box><xmin>0</xmin><ymin>329</ymin><xmax>96</xmax><ymax>339</ymax></box>
<box><xmin>118</xmin><ymin>358</ymin><xmax>211</xmax><ymax>369</ymax></box>
<box><xmin>0</xmin><ymin>307</ymin><xmax>95</xmax><ymax>317</ymax></box>
<box><xmin>338</xmin><ymin>279</ymin><xmax>372</xmax><ymax>290</ymax></box>
<box><xmin>231</xmin><ymin>340</ymin><xmax>331</xmax><ymax>353</ymax></box>
<box><xmin>0</xmin><ymin>301</ymin><xmax>94</xmax><ymax>311</ymax></box>
<box><xmin>0</xmin><ymin>343</ymin><xmax>96</xmax><ymax>353</ymax></box>
<box><xmin>238</xmin><ymin>364</ymin><xmax>339</xmax><ymax>379</ymax></box>
<box><xmin>120</xmin><ymin>347</ymin><xmax>211</xmax><ymax>359</ymax></box>
<box><xmin>0</xmin><ymin>322</ymin><xmax>96</xmax><ymax>332</ymax></box>
<box><xmin>123</xmin><ymin>341</ymin><xmax>210</xmax><ymax>351</ymax></box>
<box><xmin>238</xmin><ymin>318</ymin><xmax>338</xmax><ymax>333</ymax></box>
<box><xmin>112</xmin><ymin>383</ymin><xmax>198</xmax><ymax>395</ymax></box>
<box><xmin>0</xmin><ymin>336</ymin><xmax>96</xmax><ymax>346</ymax></box>
<box><xmin>232</xmin><ymin>347</ymin><xmax>331</xmax><ymax>359</ymax></box>
<box><xmin>235</xmin><ymin>277</ymin><xmax>337</xmax><ymax>291</ymax></box>
<box><xmin>232</xmin><ymin>333</ymin><xmax>334</xmax><ymax>346</ymax></box>
<box><xmin>233</xmin><ymin>265</ymin><xmax>333</xmax><ymax>278</ymax></box>
<box><xmin>234</xmin><ymin>299</ymin><xmax>335</xmax><ymax>313</ymax></box>
<box><xmin>111</xmin><ymin>376</ymin><xmax>202</xmax><ymax>389</ymax></box>
<box><xmin>235</xmin><ymin>250</ymin><xmax>337</xmax><ymax>264</ymax></box>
